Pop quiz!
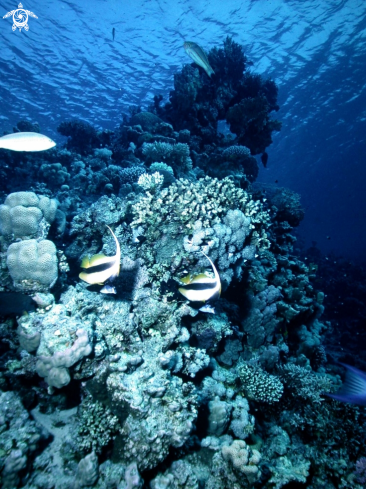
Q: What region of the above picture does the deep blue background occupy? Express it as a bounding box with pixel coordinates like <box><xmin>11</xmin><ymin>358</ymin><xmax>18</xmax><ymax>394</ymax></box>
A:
<box><xmin>1</xmin><ymin>0</ymin><xmax>365</xmax><ymax>261</ymax></box>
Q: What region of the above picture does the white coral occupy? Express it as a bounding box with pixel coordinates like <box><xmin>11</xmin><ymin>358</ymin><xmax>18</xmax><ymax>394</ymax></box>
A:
<box><xmin>138</xmin><ymin>172</ymin><xmax>164</xmax><ymax>192</ymax></box>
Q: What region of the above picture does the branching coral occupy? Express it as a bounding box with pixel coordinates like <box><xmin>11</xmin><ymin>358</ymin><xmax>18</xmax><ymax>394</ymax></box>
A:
<box><xmin>278</xmin><ymin>362</ymin><xmax>332</xmax><ymax>404</ymax></box>
<box><xmin>142</xmin><ymin>141</ymin><xmax>193</xmax><ymax>177</ymax></box>
<box><xmin>77</xmin><ymin>397</ymin><xmax>121</xmax><ymax>454</ymax></box>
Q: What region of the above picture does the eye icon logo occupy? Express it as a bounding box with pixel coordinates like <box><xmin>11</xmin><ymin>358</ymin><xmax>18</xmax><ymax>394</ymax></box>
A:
<box><xmin>3</xmin><ymin>3</ymin><xmax>38</xmax><ymax>31</ymax></box>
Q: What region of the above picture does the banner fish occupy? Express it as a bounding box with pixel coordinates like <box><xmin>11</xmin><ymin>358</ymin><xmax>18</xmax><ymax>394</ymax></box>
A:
<box><xmin>178</xmin><ymin>251</ymin><xmax>221</xmax><ymax>302</ymax></box>
<box><xmin>79</xmin><ymin>226</ymin><xmax>120</xmax><ymax>286</ymax></box>
<box><xmin>0</xmin><ymin>132</ymin><xmax>56</xmax><ymax>152</ymax></box>
<box><xmin>184</xmin><ymin>41</ymin><xmax>215</xmax><ymax>78</ymax></box>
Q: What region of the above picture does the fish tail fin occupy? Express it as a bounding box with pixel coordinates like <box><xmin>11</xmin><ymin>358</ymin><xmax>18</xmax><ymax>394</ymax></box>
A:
<box><xmin>325</xmin><ymin>363</ymin><xmax>366</xmax><ymax>404</ymax></box>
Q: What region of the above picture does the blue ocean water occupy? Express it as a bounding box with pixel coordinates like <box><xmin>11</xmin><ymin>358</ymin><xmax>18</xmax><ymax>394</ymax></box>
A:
<box><xmin>1</xmin><ymin>0</ymin><xmax>366</xmax><ymax>261</ymax></box>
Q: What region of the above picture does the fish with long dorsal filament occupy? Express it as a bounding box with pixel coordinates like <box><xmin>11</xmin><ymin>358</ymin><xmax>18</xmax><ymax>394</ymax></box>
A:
<box><xmin>184</xmin><ymin>41</ymin><xmax>215</xmax><ymax>78</ymax></box>
<box><xmin>178</xmin><ymin>250</ymin><xmax>221</xmax><ymax>304</ymax></box>
<box><xmin>79</xmin><ymin>225</ymin><xmax>120</xmax><ymax>289</ymax></box>
<box><xmin>0</xmin><ymin>132</ymin><xmax>56</xmax><ymax>152</ymax></box>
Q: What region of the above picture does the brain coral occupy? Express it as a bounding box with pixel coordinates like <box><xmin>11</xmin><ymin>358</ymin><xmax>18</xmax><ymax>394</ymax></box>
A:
<box><xmin>7</xmin><ymin>239</ymin><xmax>58</xmax><ymax>291</ymax></box>
<box><xmin>0</xmin><ymin>191</ymin><xmax>58</xmax><ymax>238</ymax></box>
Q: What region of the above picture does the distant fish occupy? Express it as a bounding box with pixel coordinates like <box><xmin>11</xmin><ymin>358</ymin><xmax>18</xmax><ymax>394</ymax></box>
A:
<box><xmin>184</xmin><ymin>41</ymin><xmax>215</xmax><ymax>78</ymax></box>
<box><xmin>79</xmin><ymin>225</ymin><xmax>120</xmax><ymax>286</ymax></box>
<box><xmin>325</xmin><ymin>363</ymin><xmax>366</xmax><ymax>406</ymax></box>
<box><xmin>261</xmin><ymin>152</ymin><xmax>268</xmax><ymax>168</ymax></box>
<box><xmin>0</xmin><ymin>292</ymin><xmax>36</xmax><ymax>317</ymax></box>
<box><xmin>199</xmin><ymin>304</ymin><xmax>216</xmax><ymax>314</ymax></box>
<box><xmin>100</xmin><ymin>284</ymin><xmax>116</xmax><ymax>294</ymax></box>
<box><xmin>112</xmin><ymin>27</ymin><xmax>115</xmax><ymax>41</ymax></box>
<box><xmin>0</xmin><ymin>132</ymin><xmax>56</xmax><ymax>152</ymax></box>
<box><xmin>178</xmin><ymin>251</ymin><xmax>221</xmax><ymax>302</ymax></box>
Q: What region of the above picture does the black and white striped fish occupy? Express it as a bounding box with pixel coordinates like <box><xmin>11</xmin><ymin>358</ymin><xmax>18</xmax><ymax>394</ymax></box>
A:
<box><xmin>79</xmin><ymin>226</ymin><xmax>120</xmax><ymax>287</ymax></box>
<box><xmin>178</xmin><ymin>251</ymin><xmax>221</xmax><ymax>303</ymax></box>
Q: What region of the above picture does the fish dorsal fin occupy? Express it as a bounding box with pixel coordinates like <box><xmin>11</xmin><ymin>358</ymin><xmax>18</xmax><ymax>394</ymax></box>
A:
<box><xmin>80</xmin><ymin>256</ymin><xmax>92</xmax><ymax>269</ymax></box>
<box><xmin>80</xmin><ymin>253</ymin><xmax>115</xmax><ymax>269</ymax></box>
<box><xmin>190</xmin><ymin>273</ymin><xmax>216</xmax><ymax>284</ymax></box>
<box><xmin>179</xmin><ymin>274</ymin><xmax>193</xmax><ymax>285</ymax></box>
<box><xmin>89</xmin><ymin>253</ymin><xmax>108</xmax><ymax>266</ymax></box>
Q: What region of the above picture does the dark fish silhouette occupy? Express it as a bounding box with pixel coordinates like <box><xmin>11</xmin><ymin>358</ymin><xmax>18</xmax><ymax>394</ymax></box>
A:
<box><xmin>0</xmin><ymin>292</ymin><xmax>36</xmax><ymax>317</ymax></box>
<box><xmin>326</xmin><ymin>363</ymin><xmax>366</xmax><ymax>406</ymax></box>
<box><xmin>261</xmin><ymin>152</ymin><xmax>268</xmax><ymax>167</ymax></box>
<box><xmin>112</xmin><ymin>28</ymin><xmax>115</xmax><ymax>41</ymax></box>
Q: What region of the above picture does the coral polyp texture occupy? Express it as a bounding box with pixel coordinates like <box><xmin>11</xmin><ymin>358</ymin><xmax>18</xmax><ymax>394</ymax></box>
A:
<box><xmin>7</xmin><ymin>239</ymin><xmax>58</xmax><ymax>292</ymax></box>
<box><xmin>0</xmin><ymin>36</ymin><xmax>364</xmax><ymax>489</ymax></box>
<box><xmin>0</xmin><ymin>191</ymin><xmax>58</xmax><ymax>239</ymax></box>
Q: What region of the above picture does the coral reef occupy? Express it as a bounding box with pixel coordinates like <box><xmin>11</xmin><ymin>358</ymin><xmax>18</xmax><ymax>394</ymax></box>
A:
<box><xmin>0</xmin><ymin>191</ymin><xmax>58</xmax><ymax>239</ymax></box>
<box><xmin>0</xmin><ymin>36</ymin><xmax>363</xmax><ymax>489</ymax></box>
<box><xmin>7</xmin><ymin>239</ymin><xmax>58</xmax><ymax>292</ymax></box>
<box><xmin>155</xmin><ymin>36</ymin><xmax>281</xmax><ymax>154</ymax></box>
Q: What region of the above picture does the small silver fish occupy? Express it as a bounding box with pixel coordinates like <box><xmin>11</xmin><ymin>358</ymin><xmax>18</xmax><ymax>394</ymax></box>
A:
<box><xmin>100</xmin><ymin>285</ymin><xmax>116</xmax><ymax>294</ymax></box>
<box><xmin>0</xmin><ymin>132</ymin><xmax>56</xmax><ymax>152</ymax></box>
<box><xmin>199</xmin><ymin>304</ymin><xmax>216</xmax><ymax>314</ymax></box>
<box><xmin>184</xmin><ymin>41</ymin><xmax>215</xmax><ymax>78</ymax></box>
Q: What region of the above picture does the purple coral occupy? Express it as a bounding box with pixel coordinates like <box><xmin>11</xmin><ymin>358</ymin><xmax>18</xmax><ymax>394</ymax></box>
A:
<box><xmin>355</xmin><ymin>457</ymin><xmax>366</xmax><ymax>484</ymax></box>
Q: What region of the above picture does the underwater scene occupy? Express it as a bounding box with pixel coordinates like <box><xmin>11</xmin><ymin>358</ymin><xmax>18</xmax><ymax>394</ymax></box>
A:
<box><xmin>0</xmin><ymin>0</ymin><xmax>366</xmax><ymax>488</ymax></box>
